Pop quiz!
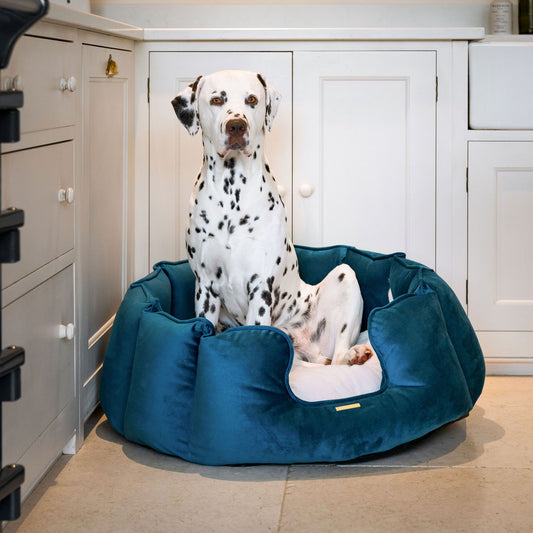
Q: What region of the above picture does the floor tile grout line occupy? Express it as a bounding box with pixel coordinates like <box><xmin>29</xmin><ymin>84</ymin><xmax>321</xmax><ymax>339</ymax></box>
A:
<box><xmin>277</xmin><ymin>465</ymin><xmax>292</xmax><ymax>532</ymax></box>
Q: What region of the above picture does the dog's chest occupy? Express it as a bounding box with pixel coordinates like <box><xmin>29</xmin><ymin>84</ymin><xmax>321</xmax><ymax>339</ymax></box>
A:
<box><xmin>187</xmin><ymin>164</ymin><xmax>288</xmax><ymax>278</ymax></box>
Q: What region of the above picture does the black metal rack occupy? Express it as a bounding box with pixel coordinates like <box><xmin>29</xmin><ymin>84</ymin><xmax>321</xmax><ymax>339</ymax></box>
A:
<box><xmin>0</xmin><ymin>0</ymin><xmax>48</xmax><ymax>525</ymax></box>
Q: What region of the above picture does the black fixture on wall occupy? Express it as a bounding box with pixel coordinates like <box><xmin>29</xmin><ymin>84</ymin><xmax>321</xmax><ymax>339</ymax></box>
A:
<box><xmin>0</xmin><ymin>0</ymin><xmax>48</xmax><ymax>524</ymax></box>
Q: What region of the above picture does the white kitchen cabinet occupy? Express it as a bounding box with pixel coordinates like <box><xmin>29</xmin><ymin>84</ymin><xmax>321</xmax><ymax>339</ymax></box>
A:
<box><xmin>1</xmin><ymin>21</ymin><xmax>135</xmax><ymax>500</ymax></box>
<box><xmin>293</xmin><ymin>51</ymin><xmax>437</xmax><ymax>267</ymax></box>
<box><xmin>1</xmin><ymin>33</ymin><xmax>78</xmax><ymax>134</ymax></box>
<box><xmin>148</xmin><ymin>50</ymin><xmax>437</xmax><ymax>268</ymax></box>
<box><xmin>148</xmin><ymin>51</ymin><xmax>292</xmax><ymax>265</ymax></box>
<box><xmin>79</xmin><ymin>43</ymin><xmax>134</xmax><ymax>422</ymax></box>
<box><xmin>468</xmin><ymin>141</ymin><xmax>533</xmax><ymax>370</ymax></box>
<box><xmin>2</xmin><ymin>141</ymin><xmax>75</xmax><ymax>288</ymax></box>
<box><xmin>1</xmin><ymin>25</ymin><xmax>78</xmax><ymax>500</ymax></box>
<box><xmin>2</xmin><ymin>266</ymin><xmax>76</xmax><ymax>500</ymax></box>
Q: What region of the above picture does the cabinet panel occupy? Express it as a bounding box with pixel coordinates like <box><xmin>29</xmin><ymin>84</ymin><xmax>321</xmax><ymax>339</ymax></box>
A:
<box><xmin>1</xmin><ymin>35</ymin><xmax>77</xmax><ymax>133</ymax></box>
<box><xmin>2</xmin><ymin>141</ymin><xmax>75</xmax><ymax>288</ymax></box>
<box><xmin>149</xmin><ymin>52</ymin><xmax>293</xmax><ymax>265</ymax></box>
<box><xmin>293</xmin><ymin>51</ymin><xmax>436</xmax><ymax>267</ymax></box>
<box><xmin>468</xmin><ymin>141</ymin><xmax>533</xmax><ymax>331</ymax></box>
<box><xmin>2</xmin><ymin>266</ymin><xmax>75</xmax><ymax>490</ymax></box>
<box><xmin>85</xmin><ymin>78</ymin><xmax>126</xmax><ymax>338</ymax></box>
<box><xmin>81</xmin><ymin>45</ymin><xmax>133</xmax><ymax>419</ymax></box>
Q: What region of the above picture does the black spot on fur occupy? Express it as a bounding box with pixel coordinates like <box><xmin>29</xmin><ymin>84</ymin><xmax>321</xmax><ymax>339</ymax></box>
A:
<box><xmin>261</xmin><ymin>290</ymin><xmax>272</xmax><ymax>307</ymax></box>
<box><xmin>302</xmin><ymin>303</ymin><xmax>312</xmax><ymax>320</ymax></box>
<box><xmin>311</xmin><ymin>318</ymin><xmax>327</xmax><ymax>343</ymax></box>
<box><xmin>257</xmin><ymin>73</ymin><xmax>267</xmax><ymax>88</ymax></box>
<box><xmin>338</xmin><ymin>272</ymin><xmax>346</xmax><ymax>282</ymax></box>
<box><xmin>341</xmin><ymin>323</ymin><xmax>347</xmax><ymax>334</ymax></box>
<box><xmin>267</xmin><ymin>276</ymin><xmax>274</xmax><ymax>292</ymax></box>
<box><xmin>171</xmin><ymin>95</ymin><xmax>195</xmax><ymax>128</ymax></box>
<box><xmin>189</xmin><ymin>75</ymin><xmax>202</xmax><ymax>102</ymax></box>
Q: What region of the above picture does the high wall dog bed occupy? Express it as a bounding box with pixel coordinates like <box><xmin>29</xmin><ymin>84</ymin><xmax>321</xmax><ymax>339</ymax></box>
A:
<box><xmin>99</xmin><ymin>245</ymin><xmax>485</xmax><ymax>465</ymax></box>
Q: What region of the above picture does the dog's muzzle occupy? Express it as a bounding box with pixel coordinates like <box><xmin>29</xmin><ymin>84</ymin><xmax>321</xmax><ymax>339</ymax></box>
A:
<box><xmin>225</xmin><ymin>118</ymin><xmax>249</xmax><ymax>151</ymax></box>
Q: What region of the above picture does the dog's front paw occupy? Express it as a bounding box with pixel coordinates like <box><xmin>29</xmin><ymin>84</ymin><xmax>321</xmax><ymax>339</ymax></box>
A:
<box><xmin>347</xmin><ymin>343</ymin><xmax>374</xmax><ymax>366</ymax></box>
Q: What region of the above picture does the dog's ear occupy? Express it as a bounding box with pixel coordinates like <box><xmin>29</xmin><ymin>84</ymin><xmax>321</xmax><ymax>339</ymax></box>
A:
<box><xmin>171</xmin><ymin>75</ymin><xmax>204</xmax><ymax>135</ymax></box>
<box><xmin>257</xmin><ymin>73</ymin><xmax>281</xmax><ymax>132</ymax></box>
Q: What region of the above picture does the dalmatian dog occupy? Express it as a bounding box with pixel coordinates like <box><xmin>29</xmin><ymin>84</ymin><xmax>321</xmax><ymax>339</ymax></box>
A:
<box><xmin>171</xmin><ymin>70</ymin><xmax>374</xmax><ymax>366</ymax></box>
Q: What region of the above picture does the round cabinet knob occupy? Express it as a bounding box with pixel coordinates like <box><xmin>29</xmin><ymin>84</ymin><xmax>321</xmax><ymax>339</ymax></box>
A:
<box><xmin>60</xmin><ymin>76</ymin><xmax>77</xmax><ymax>92</ymax></box>
<box><xmin>67</xmin><ymin>76</ymin><xmax>77</xmax><ymax>92</ymax></box>
<box><xmin>66</xmin><ymin>187</ymin><xmax>74</xmax><ymax>204</ymax></box>
<box><xmin>58</xmin><ymin>188</ymin><xmax>74</xmax><ymax>204</ymax></box>
<box><xmin>277</xmin><ymin>184</ymin><xmax>287</xmax><ymax>198</ymax></box>
<box><xmin>58</xmin><ymin>323</ymin><xmax>75</xmax><ymax>340</ymax></box>
<box><xmin>298</xmin><ymin>184</ymin><xmax>315</xmax><ymax>198</ymax></box>
<box><xmin>12</xmin><ymin>75</ymin><xmax>23</xmax><ymax>91</ymax></box>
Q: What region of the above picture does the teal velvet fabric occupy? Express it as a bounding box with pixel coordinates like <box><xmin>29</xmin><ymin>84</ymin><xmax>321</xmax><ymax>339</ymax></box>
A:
<box><xmin>99</xmin><ymin>245</ymin><xmax>485</xmax><ymax>465</ymax></box>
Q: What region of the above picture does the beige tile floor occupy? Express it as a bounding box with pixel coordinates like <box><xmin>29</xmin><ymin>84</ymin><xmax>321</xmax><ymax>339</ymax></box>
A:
<box><xmin>5</xmin><ymin>376</ymin><xmax>533</xmax><ymax>533</ymax></box>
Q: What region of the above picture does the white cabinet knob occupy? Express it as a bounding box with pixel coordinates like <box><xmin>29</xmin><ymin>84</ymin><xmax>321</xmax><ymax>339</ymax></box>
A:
<box><xmin>67</xmin><ymin>76</ymin><xmax>77</xmax><ymax>92</ymax></box>
<box><xmin>58</xmin><ymin>187</ymin><xmax>74</xmax><ymax>204</ymax></box>
<box><xmin>60</xmin><ymin>76</ymin><xmax>77</xmax><ymax>92</ymax></box>
<box><xmin>58</xmin><ymin>323</ymin><xmax>75</xmax><ymax>340</ymax></box>
<box><xmin>66</xmin><ymin>187</ymin><xmax>74</xmax><ymax>203</ymax></box>
<box><xmin>298</xmin><ymin>184</ymin><xmax>315</xmax><ymax>198</ymax></box>
<box><xmin>277</xmin><ymin>184</ymin><xmax>287</xmax><ymax>198</ymax></box>
<box><xmin>13</xmin><ymin>75</ymin><xmax>23</xmax><ymax>91</ymax></box>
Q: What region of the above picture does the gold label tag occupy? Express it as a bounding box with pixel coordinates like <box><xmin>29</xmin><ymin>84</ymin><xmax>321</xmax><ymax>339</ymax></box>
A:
<box><xmin>335</xmin><ymin>403</ymin><xmax>361</xmax><ymax>412</ymax></box>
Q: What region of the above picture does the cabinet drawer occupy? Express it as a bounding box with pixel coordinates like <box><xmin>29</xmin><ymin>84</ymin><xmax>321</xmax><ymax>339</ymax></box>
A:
<box><xmin>1</xmin><ymin>35</ymin><xmax>77</xmax><ymax>133</ymax></box>
<box><xmin>2</xmin><ymin>265</ymin><xmax>75</xmax><ymax>469</ymax></box>
<box><xmin>2</xmin><ymin>141</ymin><xmax>75</xmax><ymax>288</ymax></box>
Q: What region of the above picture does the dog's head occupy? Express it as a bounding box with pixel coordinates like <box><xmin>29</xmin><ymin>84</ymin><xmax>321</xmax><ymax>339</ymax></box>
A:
<box><xmin>171</xmin><ymin>70</ymin><xmax>281</xmax><ymax>156</ymax></box>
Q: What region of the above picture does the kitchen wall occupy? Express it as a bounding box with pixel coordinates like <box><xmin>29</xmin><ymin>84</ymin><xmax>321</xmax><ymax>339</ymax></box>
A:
<box><xmin>90</xmin><ymin>0</ymin><xmax>513</xmax><ymax>31</ymax></box>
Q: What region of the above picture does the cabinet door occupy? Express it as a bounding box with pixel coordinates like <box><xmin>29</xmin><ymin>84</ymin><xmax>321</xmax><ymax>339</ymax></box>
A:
<box><xmin>293</xmin><ymin>51</ymin><xmax>436</xmax><ymax>267</ymax></box>
<box><xmin>149</xmin><ymin>52</ymin><xmax>292</xmax><ymax>265</ymax></box>
<box><xmin>2</xmin><ymin>266</ymin><xmax>76</xmax><ymax>498</ymax></box>
<box><xmin>81</xmin><ymin>45</ymin><xmax>133</xmax><ymax>420</ymax></box>
<box><xmin>468</xmin><ymin>142</ymin><xmax>533</xmax><ymax>332</ymax></box>
<box><xmin>1</xmin><ymin>34</ymin><xmax>77</xmax><ymax>133</ymax></box>
<box><xmin>2</xmin><ymin>141</ymin><xmax>75</xmax><ymax>288</ymax></box>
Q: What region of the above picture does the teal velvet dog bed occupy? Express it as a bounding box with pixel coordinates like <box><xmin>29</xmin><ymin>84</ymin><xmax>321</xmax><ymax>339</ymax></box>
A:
<box><xmin>99</xmin><ymin>245</ymin><xmax>485</xmax><ymax>465</ymax></box>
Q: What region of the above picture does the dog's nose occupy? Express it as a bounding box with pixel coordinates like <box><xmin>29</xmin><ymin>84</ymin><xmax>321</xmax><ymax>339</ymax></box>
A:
<box><xmin>226</xmin><ymin>118</ymin><xmax>247</xmax><ymax>137</ymax></box>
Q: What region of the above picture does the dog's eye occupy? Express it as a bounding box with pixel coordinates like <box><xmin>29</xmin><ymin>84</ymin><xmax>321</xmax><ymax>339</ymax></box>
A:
<box><xmin>245</xmin><ymin>94</ymin><xmax>258</xmax><ymax>106</ymax></box>
<box><xmin>210</xmin><ymin>96</ymin><xmax>224</xmax><ymax>106</ymax></box>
